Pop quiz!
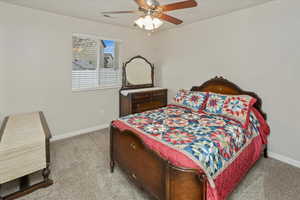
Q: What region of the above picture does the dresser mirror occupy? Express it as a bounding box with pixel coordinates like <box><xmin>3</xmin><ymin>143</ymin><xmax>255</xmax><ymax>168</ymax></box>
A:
<box><xmin>122</xmin><ymin>55</ymin><xmax>154</xmax><ymax>89</ymax></box>
<box><xmin>120</xmin><ymin>56</ymin><xmax>167</xmax><ymax>117</ymax></box>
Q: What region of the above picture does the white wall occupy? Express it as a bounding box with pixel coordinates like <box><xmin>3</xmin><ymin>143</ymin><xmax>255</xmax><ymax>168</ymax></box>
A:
<box><xmin>0</xmin><ymin>2</ymin><xmax>154</xmax><ymax>136</ymax></box>
<box><xmin>153</xmin><ymin>0</ymin><xmax>300</xmax><ymax>162</ymax></box>
<box><xmin>0</xmin><ymin>24</ymin><xmax>4</xmax><ymax>117</ymax></box>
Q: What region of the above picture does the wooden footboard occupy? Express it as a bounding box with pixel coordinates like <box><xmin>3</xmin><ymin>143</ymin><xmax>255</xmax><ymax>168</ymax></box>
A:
<box><xmin>110</xmin><ymin>123</ymin><xmax>207</xmax><ymax>200</ymax></box>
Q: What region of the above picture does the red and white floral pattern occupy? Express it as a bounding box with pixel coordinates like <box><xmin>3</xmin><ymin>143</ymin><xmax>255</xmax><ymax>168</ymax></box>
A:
<box><xmin>163</xmin><ymin>117</ymin><xmax>189</xmax><ymax>127</ymax></box>
<box><xmin>205</xmin><ymin>93</ymin><xmax>256</xmax><ymax>127</ymax></box>
<box><xmin>205</xmin><ymin>93</ymin><xmax>226</xmax><ymax>114</ymax></box>
<box><xmin>173</xmin><ymin>89</ymin><xmax>189</xmax><ymax>105</ymax></box>
<box><xmin>173</xmin><ymin>89</ymin><xmax>208</xmax><ymax>112</ymax></box>
<box><xmin>223</xmin><ymin>97</ymin><xmax>248</xmax><ymax>116</ymax></box>
<box><xmin>163</xmin><ymin>130</ymin><xmax>196</xmax><ymax>145</ymax></box>
<box><xmin>183</xmin><ymin>92</ymin><xmax>207</xmax><ymax>112</ymax></box>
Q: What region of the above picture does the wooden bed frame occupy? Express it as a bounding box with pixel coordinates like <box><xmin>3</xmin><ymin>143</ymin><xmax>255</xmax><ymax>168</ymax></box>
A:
<box><xmin>110</xmin><ymin>76</ymin><xmax>268</xmax><ymax>200</ymax></box>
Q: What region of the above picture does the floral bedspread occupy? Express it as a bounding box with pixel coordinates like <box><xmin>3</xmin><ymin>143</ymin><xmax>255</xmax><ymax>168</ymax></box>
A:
<box><xmin>119</xmin><ymin>105</ymin><xmax>263</xmax><ymax>187</ymax></box>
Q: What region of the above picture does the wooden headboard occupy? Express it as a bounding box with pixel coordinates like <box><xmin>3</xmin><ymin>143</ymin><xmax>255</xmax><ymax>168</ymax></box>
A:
<box><xmin>191</xmin><ymin>76</ymin><xmax>267</xmax><ymax>120</ymax></box>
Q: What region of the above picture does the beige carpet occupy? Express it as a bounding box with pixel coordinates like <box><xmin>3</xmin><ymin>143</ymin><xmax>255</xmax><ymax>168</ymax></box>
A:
<box><xmin>1</xmin><ymin>129</ymin><xmax>300</xmax><ymax>200</ymax></box>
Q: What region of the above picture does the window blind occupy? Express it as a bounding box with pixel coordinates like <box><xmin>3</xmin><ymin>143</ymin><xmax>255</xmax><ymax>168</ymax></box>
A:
<box><xmin>72</xmin><ymin>34</ymin><xmax>121</xmax><ymax>90</ymax></box>
<box><xmin>72</xmin><ymin>70</ymin><xmax>98</xmax><ymax>90</ymax></box>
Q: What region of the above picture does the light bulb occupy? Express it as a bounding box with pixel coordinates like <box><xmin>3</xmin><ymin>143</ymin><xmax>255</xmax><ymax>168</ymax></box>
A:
<box><xmin>153</xmin><ymin>18</ymin><xmax>163</xmax><ymax>29</ymax></box>
<box><xmin>135</xmin><ymin>17</ymin><xmax>144</xmax><ymax>29</ymax></box>
<box><xmin>135</xmin><ymin>15</ymin><xmax>164</xmax><ymax>31</ymax></box>
<box><xmin>144</xmin><ymin>15</ymin><xmax>152</xmax><ymax>26</ymax></box>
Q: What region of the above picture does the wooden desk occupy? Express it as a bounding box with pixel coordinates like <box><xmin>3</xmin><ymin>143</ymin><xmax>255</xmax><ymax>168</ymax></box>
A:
<box><xmin>0</xmin><ymin>112</ymin><xmax>53</xmax><ymax>200</ymax></box>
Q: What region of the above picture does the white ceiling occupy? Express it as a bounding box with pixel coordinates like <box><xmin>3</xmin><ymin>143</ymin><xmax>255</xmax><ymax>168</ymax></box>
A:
<box><xmin>0</xmin><ymin>0</ymin><xmax>273</xmax><ymax>31</ymax></box>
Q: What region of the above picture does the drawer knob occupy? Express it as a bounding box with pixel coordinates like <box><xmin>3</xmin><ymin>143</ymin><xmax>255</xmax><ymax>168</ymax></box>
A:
<box><xmin>130</xmin><ymin>143</ymin><xmax>136</xmax><ymax>150</ymax></box>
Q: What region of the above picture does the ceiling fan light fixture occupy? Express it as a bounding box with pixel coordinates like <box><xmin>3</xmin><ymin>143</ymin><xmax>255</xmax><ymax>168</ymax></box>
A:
<box><xmin>135</xmin><ymin>15</ymin><xmax>163</xmax><ymax>31</ymax></box>
<box><xmin>152</xmin><ymin>17</ymin><xmax>163</xmax><ymax>28</ymax></box>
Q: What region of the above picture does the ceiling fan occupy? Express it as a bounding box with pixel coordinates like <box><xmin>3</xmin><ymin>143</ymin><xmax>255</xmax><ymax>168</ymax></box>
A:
<box><xmin>101</xmin><ymin>0</ymin><xmax>198</xmax><ymax>31</ymax></box>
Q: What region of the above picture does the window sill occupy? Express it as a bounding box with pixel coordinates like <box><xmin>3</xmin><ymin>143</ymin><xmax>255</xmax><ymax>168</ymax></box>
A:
<box><xmin>72</xmin><ymin>85</ymin><xmax>121</xmax><ymax>93</ymax></box>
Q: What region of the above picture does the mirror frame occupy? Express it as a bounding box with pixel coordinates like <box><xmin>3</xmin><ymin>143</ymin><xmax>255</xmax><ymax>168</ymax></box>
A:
<box><xmin>122</xmin><ymin>55</ymin><xmax>154</xmax><ymax>90</ymax></box>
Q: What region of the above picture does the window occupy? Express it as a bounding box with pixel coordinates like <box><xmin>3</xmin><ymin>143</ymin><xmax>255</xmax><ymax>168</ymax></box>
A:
<box><xmin>72</xmin><ymin>34</ymin><xmax>120</xmax><ymax>90</ymax></box>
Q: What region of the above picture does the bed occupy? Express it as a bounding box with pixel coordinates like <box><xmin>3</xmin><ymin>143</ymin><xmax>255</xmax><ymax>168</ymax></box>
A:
<box><xmin>110</xmin><ymin>76</ymin><xmax>270</xmax><ymax>200</ymax></box>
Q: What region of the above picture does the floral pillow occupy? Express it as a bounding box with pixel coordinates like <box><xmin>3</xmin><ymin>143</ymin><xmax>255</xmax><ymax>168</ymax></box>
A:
<box><xmin>173</xmin><ymin>89</ymin><xmax>208</xmax><ymax>112</ymax></box>
<box><xmin>204</xmin><ymin>92</ymin><xmax>256</xmax><ymax>127</ymax></box>
<box><xmin>173</xmin><ymin>89</ymin><xmax>189</xmax><ymax>105</ymax></box>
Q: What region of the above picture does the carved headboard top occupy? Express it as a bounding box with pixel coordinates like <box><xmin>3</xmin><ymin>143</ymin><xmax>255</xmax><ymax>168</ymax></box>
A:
<box><xmin>191</xmin><ymin>76</ymin><xmax>267</xmax><ymax>120</ymax></box>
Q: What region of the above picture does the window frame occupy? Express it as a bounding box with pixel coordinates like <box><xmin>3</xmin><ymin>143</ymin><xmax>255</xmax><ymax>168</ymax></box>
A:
<box><xmin>72</xmin><ymin>33</ymin><xmax>122</xmax><ymax>92</ymax></box>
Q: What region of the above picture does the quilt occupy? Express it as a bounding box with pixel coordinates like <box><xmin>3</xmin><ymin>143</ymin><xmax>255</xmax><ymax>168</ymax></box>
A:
<box><xmin>118</xmin><ymin>105</ymin><xmax>266</xmax><ymax>188</ymax></box>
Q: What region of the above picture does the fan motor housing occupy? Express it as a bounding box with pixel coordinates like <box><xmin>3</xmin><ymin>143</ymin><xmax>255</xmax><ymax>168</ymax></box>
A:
<box><xmin>146</xmin><ymin>0</ymin><xmax>160</xmax><ymax>8</ymax></box>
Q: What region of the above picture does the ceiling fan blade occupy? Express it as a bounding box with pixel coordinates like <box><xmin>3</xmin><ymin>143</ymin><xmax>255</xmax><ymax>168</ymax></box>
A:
<box><xmin>159</xmin><ymin>0</ymin><xmax>197</xmax><ymax>12</ymax></box>
<box><xmin>134</xmin><ymin>0</ymin><xmax>150</xmax><ymax>9</ymax></box>
<box><xmin>157</xmin><ymin>13</ymin><xmax>183</xmax><ymax>25</ymax></box>
<box><xmin>101</xmin><ymin>10</ymin><xmax>142</xmax><ymax>15</ymax></box>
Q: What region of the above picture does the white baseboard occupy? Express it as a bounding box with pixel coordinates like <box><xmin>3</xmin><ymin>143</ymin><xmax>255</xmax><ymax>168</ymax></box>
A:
<box><xmin>269</xmin><ymin>152</ymin><xmax>300</xmax><ymax>168</ymax></box>
<box><xmin>51</xmin><ymin>124</ymin><xmax>109</xmax><ymax>142</ymax></box>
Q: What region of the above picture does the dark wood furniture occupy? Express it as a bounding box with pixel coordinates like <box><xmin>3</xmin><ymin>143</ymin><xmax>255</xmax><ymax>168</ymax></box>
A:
<box><xmin>110</xmin><ymin>76</ymin><xmax>268</xmax><ymax>200</ymax></box>
<box><xmin>120</xmin><ymin>55</ymin><xmax>167</xmax><ymax>117</ymax></box>
<box><xmin>119</xmin><ymin>89</ymin><xmax>168</xmax><ymax>117</ymax></box>
<box><xmin>0</xmin><ymin>112</ymin><xmax>53</xmax><ymax>200</ymax></box>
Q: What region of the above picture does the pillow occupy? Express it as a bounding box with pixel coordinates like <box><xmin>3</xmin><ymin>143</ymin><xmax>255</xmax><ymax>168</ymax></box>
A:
<box><xmin>173</xmin><ymin>89</ymin><xmax>208</xmax><ymax>112</ymax></box>
<box><xmin>173</xmin><ymin>89</ymin><xmax>189</xmax><ymax>105</ymax></box>
<box><xmin>204</xmin><ymin>92</ymin><xmax>256</xmax><ymax>127</ymax></box>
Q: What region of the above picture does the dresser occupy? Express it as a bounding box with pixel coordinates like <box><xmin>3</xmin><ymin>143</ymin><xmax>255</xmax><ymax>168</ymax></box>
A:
<box><xmin>119</xmin><ymin>56</ymin><xmax>167</xmax><ymax>117</ymax></box>
<box><xmin>119</xmin><ymin>87</ymin><xmax>168</xmax><ymax>117</ymax></box>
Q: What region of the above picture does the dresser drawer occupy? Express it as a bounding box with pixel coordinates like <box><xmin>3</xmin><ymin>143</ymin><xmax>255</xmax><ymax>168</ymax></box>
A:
<box><xmin>132</xmin><ymin>90</ymin><xmax>166</xmax><ymax>100</ymax></box>
<box><xmin>133</xmin><ymin>100</ymin><xmax>165</xmax><ymax>113</ymax></box>
<box><xmin>120</xmin><ymin>89</ymin><xmax>167</xmax><ymax>117</ymax></box>
<box><xmin>152</xmin><ymin>90</ymin><xmax>166</xmax><ymax>97</ymax></box>
<box><xmin>132</xmin><ymin>92</ymin><xmax>153</xmax><ymax>100</ymax></box>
